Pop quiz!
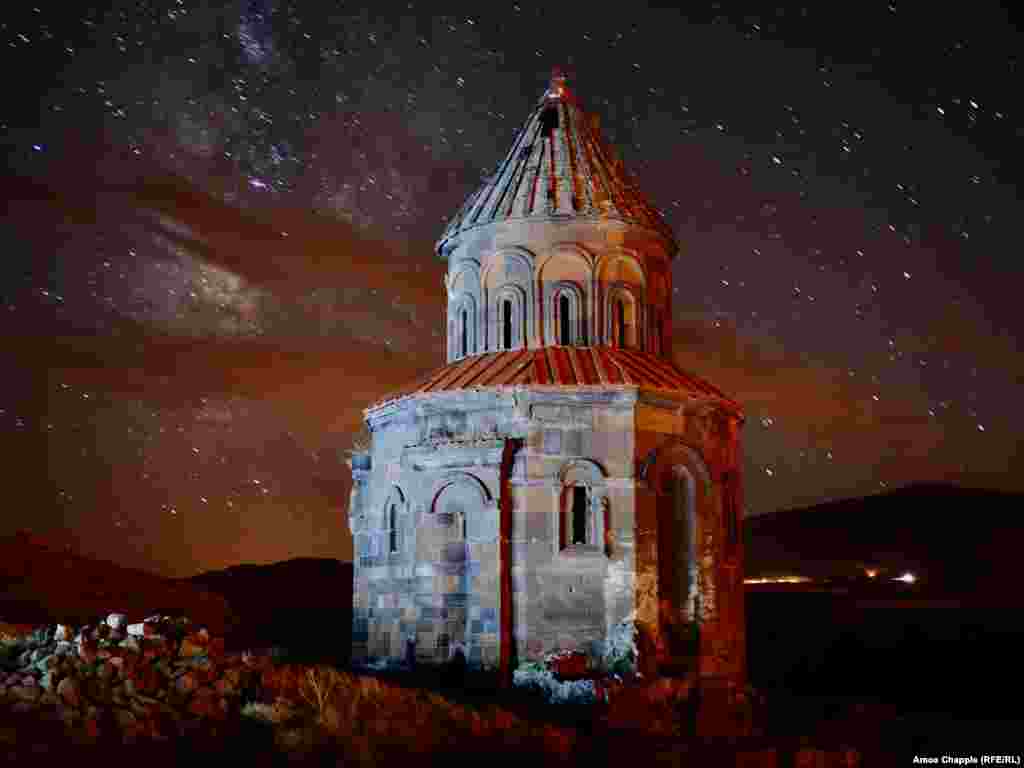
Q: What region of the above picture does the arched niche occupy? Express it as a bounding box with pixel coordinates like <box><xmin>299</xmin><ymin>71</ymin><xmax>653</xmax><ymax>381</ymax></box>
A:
<box><xmin>645</xmin><ymin>440</ymin><xmax>713</xmax><ymax>628</ymax></box>
<box><xmin>447</xmin><ymin>262</ymin><xmax>482</xmax><ymax>362</ymax></box>
<box><xmin>597</xmin><ymin>251</ymin><xmax>647</xmax><ymax>349</ymax></box>
<box><xmin>381</xmin><ymin>485</ymin><xmax>409</xmax><ymax>555</ymax></box>
<box><xmin>482</xmin><ymin>247</ymin><xmax>535</xmax><ymax>350</ymax></box>
<box><xmin>554</xmin><ymin>459</ymin><xmax>609</xmax><ymax>556</ymax></box>
<box><xmin>605</xmin><ymin>283</ymin><xmax>644</xmax><ymax>349</ymax></box>
<box><xmin>448</xmin><ymin>293</ymin><xmax>478</xmax><ymax>360</ymax></box>
<box><xmin>596</xmin><ymin>250</ymin><xmax>647</xmax><ymax>289</ymax></box>
<box><xmin>430</xmin><ymin>472</ymin><xmax>496</xmax><ymax>543</ymax></box>
<box><xmin>493</xmin><ymin>284</ymin><xmax>527</xmax><ymax>351</ymax></box>
<box><xmin>538</xmin><ymin>245</ymin><xmax>594</xmax><ymax>344</ymax></box>
<box><xmin>548</xmin><ymin>281</ymin><xmax>587</xmax><ymax>346</ymax></box>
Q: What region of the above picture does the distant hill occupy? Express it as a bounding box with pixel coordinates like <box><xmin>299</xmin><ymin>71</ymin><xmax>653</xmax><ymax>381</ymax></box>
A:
<box><xmin>744</xmin><ymin>483</ymin><xmax>1023</xmax><ymax>597</ymax></box>
<box><xmin>0</xmin><ymin>530</ymin><xmax>235</xmax><ymax>632</ymax></box>
<box><xmin>183</xmin><ymin>558</ymin><xmax>353</xmax><ymax>659</ymax></box>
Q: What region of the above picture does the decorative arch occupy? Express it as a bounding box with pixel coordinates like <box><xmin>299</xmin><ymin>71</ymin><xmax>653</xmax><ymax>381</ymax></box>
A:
<box><xmin>548</xmin><ymin>281</ymin><xmax>587</xmax><ymax>345</ymax></box>
<box><xmin>538</xmin><ymin>244</ymin><xmax>594</xmax><ymax>344</ymax></box>
<box><xmin>482</xmin><ymin>246</ymin><xmax>536</xmax><ymax>350</ymax></box>
<box><xmin>448</xmin><ymin>293</ymin><xmax>478</xmax><ymax>360</ymax></box>
<box><xmin>381</xmin><ymin>485</ymin><xmax>408</xmax><ymax>555</ymax></box>
<box><xmin>430</xmin><ymin>471</ymin><xmax>493</xmax><ymax>507</ymax></box>
<box><xmin>494</xmin><ymin>284</ymin><xmax>527</xmax><ymax>351</ymax></box>
<box><xmin>427</xmin><ymin>472</ymin><xmax>492</xmax><ymax>666</ymax></box>
<box><xmin>644</xmin><ymin>440</ymin><xmax>713</xmax><ymax>629</ymax></box>
<box><xmin>596</xmin><ymin>249</ymin><xmax>648</xmax><ymax>288</ymax></box>
<box><xmin>557</xmin><ymin>457</ymin><xmax>607</xmax><ymax>486</ymax></box>
<box><xmin>447</xmin><ymin>261</ymin><xmax>482</xmax><ymax>362</ymax></box>
<box><xmin>554</xmin><ymin>459</ymin><xmax>609</xmax><ymax>556</ymax></box>
<box><xmin>430</xmin><ymin>471</ymin><xmax>496</xmax><ymax>543</ymax></box>
<box><xmin>605</xmin><ymin>283</ymin><xmax>644</xmax><ymax>349</ymax></box>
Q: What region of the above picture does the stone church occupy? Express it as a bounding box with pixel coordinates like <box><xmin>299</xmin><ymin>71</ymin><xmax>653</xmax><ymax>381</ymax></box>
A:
<box><xmin>348</xmin><ymin>69</ymin><xmax>746</xmax><ymax>690</ymax></box>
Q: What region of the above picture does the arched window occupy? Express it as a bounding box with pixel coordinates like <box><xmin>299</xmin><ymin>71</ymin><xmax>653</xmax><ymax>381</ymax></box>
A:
<box><xmin>559</xmin><ymin>294</ymin><xmax>571</xmax><ymax>345</ymax></box>
<box><xmin>548</xmin><ymin>281</ymin><xmax>586</xmax><ymax>346</ymax></box>
<box><xmin>449</xmin><ymin>294</ymin><xmax>477</xmax><ymax>361</ymax></box>
<box><xmin>382</xmin><ymin>486</ymin><xmax>406</xmax><ymax>556</ymax></box>
<box><xmin>556</xmin><ymin>459</ymin><xmax>608</xmax><ymax>555</ymax></box>
<box><xmin>493</xmin><ymin>284</ymin><xmax>527</xmax><ymax>352</ymax></box>
<box><xmin>606</xmin><ymin>287</ymin><xmax>640</xmax><ymax>349</ymax></box>
<box><xmin>502</xmin><ymin>299</ymin><xmax>513</xmax><ymax>350</ymax></box>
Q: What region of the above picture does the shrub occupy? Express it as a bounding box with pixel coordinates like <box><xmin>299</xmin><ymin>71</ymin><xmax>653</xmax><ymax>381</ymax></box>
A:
<box><xmin>513</xmin><ymin>666</ymin><xmax>598</xmax><ymax>705</ymax></box>
<box><xmin>298</xmin><ymin>666</ymin><xmax>344</xmax><ymax>727</ymax></box>
<box><xmin>604</xmin><ymin>616</ymin><xmax>638</xmax><ymax>677</ymax></box>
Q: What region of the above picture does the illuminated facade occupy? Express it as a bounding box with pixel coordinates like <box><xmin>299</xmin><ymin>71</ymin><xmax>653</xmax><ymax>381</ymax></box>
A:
<box><xmin>348</xmin><ymin>70</ymin><xmax>746</xmax><ymax>687</ymax></box>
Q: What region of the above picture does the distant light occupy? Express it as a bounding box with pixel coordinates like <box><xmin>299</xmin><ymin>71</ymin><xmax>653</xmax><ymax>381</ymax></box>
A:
<box><xmin>865</xmin><ymin>569</ymin><xmax>878</xmax><ymax>579</ymax></box>
<box><xmin>32</xmin><ymin>144</ymin><xmax>43</xmax><ymax>152</ymax></box>
<box><xmin>895</xmin><ymin>572</ymin><xmax>916</xmax><ymax>583</ymax></box>
<box><xmin>744</xmin><ymin>576</ymin><xmax>812</xmax><ymax>584</ymax></box>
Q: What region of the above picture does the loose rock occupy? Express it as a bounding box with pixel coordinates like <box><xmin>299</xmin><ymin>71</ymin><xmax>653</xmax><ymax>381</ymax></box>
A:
<box><xmin>56</xmin><ymin>676</ymin><xmax>81</xmax><ymax>707</ymax></box>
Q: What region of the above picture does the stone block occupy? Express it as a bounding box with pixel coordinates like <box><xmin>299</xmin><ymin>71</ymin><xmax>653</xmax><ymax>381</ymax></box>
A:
<box><xmin>543</xmin><ymin>429</ymin><xmax>561</xmax><ymax>454</ymax></box>
<box><xmin>564</xmin><ymin>429</ymin><xmax>583</xmax><ymax>455</ymax></box>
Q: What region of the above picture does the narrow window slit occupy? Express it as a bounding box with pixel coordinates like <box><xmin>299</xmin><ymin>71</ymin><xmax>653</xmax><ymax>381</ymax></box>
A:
<box><xmin>502</xmin><ymin>300</ymin><xmax>513</xmax><ymax>349</ymax></box>
<box><xmin>460</xmin><ymin>309</ymin><xmax>468</xmax><ymax>357</ymax></box>
<box><xmin>559</xmin><ymin>294</ymin><xmax>571</xmax><ymax>345</ymax></box>
<box><xmin>571</xmin><ymin>486</ymin><xmax>587</xmax><ymax>545</ymax></box>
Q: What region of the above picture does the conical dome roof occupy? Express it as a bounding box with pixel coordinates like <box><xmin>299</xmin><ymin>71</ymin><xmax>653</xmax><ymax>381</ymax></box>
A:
<box><xmin>436</xmin><ymin>68</ymin><xmax>676</xmax><ymax>257</ymax></box>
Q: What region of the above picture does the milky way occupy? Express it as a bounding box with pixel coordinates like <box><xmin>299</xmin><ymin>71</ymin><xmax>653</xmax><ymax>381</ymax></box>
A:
<box><xmin>1</xmin><ymin>1</ymin><xmax>1021</xmax><ymax>576</ymax></box>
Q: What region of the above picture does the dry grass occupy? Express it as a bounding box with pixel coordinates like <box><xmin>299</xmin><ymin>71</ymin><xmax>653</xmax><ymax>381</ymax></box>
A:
<box><xmin>249</xmin><ymin>664</ymin><xmax>578</xmax><ymax>762</ymax></box>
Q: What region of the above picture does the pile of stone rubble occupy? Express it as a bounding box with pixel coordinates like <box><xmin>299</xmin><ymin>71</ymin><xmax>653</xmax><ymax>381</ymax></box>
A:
<box><xmin>0</xmin><ymin>613</ymin><xmax>286</xmax><ymax>744</ymax></box>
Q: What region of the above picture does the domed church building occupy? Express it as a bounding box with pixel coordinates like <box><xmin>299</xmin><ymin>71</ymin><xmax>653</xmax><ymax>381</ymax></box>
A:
<box><xmin>348</xmin><ymin>69</ymin><xmax>746</xmax><ymax>691</ymax></box>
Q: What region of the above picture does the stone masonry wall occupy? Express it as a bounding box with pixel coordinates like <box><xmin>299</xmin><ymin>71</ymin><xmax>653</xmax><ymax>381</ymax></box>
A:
<box><xmin>352</xmin><ymin>392</ymin><xmax>522</xmax><ymax>672</ymax></box>
<box><xmin>352</xmin><ymin>386</ymin><xmax>744</xmax><ymax>686</ymax></box>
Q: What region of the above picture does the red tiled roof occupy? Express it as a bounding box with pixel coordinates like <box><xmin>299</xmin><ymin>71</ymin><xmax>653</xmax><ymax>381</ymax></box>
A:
<box><xmin>436</xmin><ymin>69</ymin><xmax>677</xmax><ymax>257</ymax></box>
<box><xmin>370</xmin><ymin>347</ymin><xmax>741</xmax><ymax>412</ymax></box>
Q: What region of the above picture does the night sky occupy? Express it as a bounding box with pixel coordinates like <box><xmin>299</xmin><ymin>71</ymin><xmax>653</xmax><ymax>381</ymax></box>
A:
<box><xmin>2</xmin><ymin>1</ymin><xmax>1021</xmax><ymax>577</ymax></box>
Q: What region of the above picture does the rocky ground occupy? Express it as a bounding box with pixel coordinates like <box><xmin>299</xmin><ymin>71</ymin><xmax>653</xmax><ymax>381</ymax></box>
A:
<box><xmin>0</xmin><ymin>615</ymin><xmax>287</xmax><ymax>747</ymax></box>
<box><xmin>1</xmin><ymin>614</ymin><xmax>906</xmax><ymax>767</ymax></box>
<box><xmin>0</xmin><ymin>613</ymin><xmax>590</xmax><ymax>765</ymax></box>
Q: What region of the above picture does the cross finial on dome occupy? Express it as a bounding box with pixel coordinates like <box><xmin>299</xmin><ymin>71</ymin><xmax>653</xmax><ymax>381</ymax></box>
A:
<box><xmin>547</xmin><ymin>66</ymin><xmax>569</xmax><ymax>99</ymax></box>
